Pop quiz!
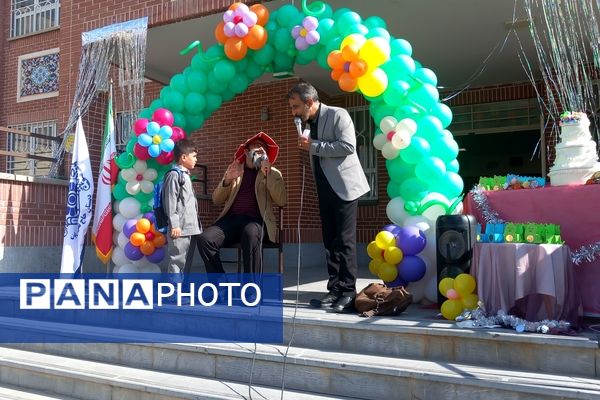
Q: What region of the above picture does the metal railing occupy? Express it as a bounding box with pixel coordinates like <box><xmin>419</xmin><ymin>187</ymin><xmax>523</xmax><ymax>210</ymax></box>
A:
<box><xmin>11</xmin><ymin>0</ymin><xmax>60</xmax><ymax>38</ymax></box>
<box><xmin>1</xmin><ymin>124</ymin><xmax>60</xmax><ymax>176</ymax></box>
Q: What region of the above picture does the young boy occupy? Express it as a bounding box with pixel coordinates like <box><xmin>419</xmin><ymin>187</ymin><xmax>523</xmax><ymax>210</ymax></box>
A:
<box><xmin>162</xmin><ymin>139</ymin><xmax>202</xmax><ymax>282</ymax></box>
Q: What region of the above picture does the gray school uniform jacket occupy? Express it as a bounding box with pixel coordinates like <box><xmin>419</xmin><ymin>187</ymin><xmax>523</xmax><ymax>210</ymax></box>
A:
<box><xmin>162</xmin><ymin>166</ymin><xmax>202</xmax><ymax>236</ymax></box>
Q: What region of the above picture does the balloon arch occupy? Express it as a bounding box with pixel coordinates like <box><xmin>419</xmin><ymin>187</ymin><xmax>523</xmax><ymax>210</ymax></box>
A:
<box><xmin>110</xmin><ymin>1</ymin><xmax>465</xmax><ymax>305</ymax></box>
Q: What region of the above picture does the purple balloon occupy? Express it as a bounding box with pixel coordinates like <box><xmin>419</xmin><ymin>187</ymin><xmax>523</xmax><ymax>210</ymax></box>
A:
<box><xmin>384</xmin><ymin>275</ymin><xmax>408</xmax><ymax>288</ymax></box>
<box><xmin>383</xmin><ymin>224</ymin><xmax>401</xmax><ymax>235</ymax></box>
<box><xmin>123</xmin><ymin>220</ymin><xmax>138</xmax><ymax>238</ymax></box>
<box><xmin>143</xmin><ymin>212</ymin><xmax>154</xmax><ymax>220</ymax></box>
<box><xmin>124</xmin><ymin>242</ymin><xmax>143</xmax><ymax>261</ymax></box>
<box><xmin>398</xmin><ymin>255</ymin><xmax>426</xmax><ymax>282</ymax></box>
<box><xmin>395</xmin><ymin>226</ymin><xmax>426</xmax><ymax>255</ymax></box>
<box><xmin>146</xmin><ymin>247</ymin><xmax>165</xmax><ymax>263</ymax></box>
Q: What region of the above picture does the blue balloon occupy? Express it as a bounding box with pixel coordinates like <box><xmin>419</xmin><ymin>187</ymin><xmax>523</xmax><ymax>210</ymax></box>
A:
<box><xmin>148</xmin><ymin>144</ymin><xmax>161</xmax><ymax>158</ymax></box>
<box><xmin>395</xmin><ymin>226</ymin><xmax>426</xmax><ymax>255</ymax></box>
<box><xmin>146</xmin><ymin>121</ymin><xmax>160</xmax><ymax>135</ymax></box>
<box><xmin>385</xmin><ymin>275</ymin><xmax>408</xmax><ymax>288</ymax></box>
<box><xmin>161</xmin><ymin>138</ymin><xmax>175</xmax><ymax>153</ymax></box>
<box><xmin>158</xmin><ymin>125</ymin><xmax>173</xmax><ymax>139</ymax></box>
<box><xmin>137</xmin><ymin>134</ymin><xmax>152</xmax><ymax>147</ymax></box>
<box><xmin>398</xmin><ymin>255</ymin><xmax>426</xmax><ymax>282</ymax></box>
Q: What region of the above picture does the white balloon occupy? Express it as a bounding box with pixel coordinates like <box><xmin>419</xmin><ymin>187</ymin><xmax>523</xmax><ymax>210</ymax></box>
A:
<box><xmin>140</xmin><ymin>181</ymin><xmax>154</xmax><ymax>194</ymax></box>
<box><xmin>131</xmin><ymin>257</ymin><xmax>150</xmax><ymax>267</ymax></box>
<box><xmin>112</xmin><ymin>231</ymin><xmax>120</xmax><ymax>246</ymax></box>
<box><xmin>121</xmin><ymin>168</ymin><xmax>137</xmax><ymax>181</ymax></box>
<box><xmin>139</xmin><ymin>263</ymin><xmax>161</xmax><ymax>273</ymax></box>
<box><xmin>397</xmin><ymin>118</ymin><xmax>418</xmax><ymax>136</ymax></box>
<box><xmin>424</xmin><ymin>275</ymin><xmax>439</xmax><ymax>303</ymax></box>
<box><xmin>403</xmin><ymin>216</ymin><xmax>431</xmax><ymax>234</ymax></box>
<box><xmin>112</xmin><ymin>264</ymin><xmax>122</xmax><ymax>274</ymax></box>
<box><xmin>386</xmin><ymin>197</ymin><xmax>410</xmax><ymax>226</ymax></box>
<box><xmin>391</xmin><ymin>131</ymin><xmax>411</xmax><ymax>150</ymax></box>
<box><xmin>113</xmin><ymin>213</ymin><xmax>127</xmax><ymax>232</ymax></box>
<box><xmin>119</xmin><ymin>197</ymin><xmax>141</xmax><ymax>219</ymax></box>
<box><xmin>143</xmin><ymin>168</ymin><xmax>158</xmax><ymax>181</ymax></box>
<box><xmin>133</xmin><ymin>160</ymin><xmax>147</xmax><ymax>173</ymax></box>
<box><xmin>373</xmin><ymin>133</ymin><xmax>388</xmax><ymax>150</ymax></box>
<box><xmin>111</xmin><ymin>246</ymin><xmax>129</xmax><ymax>267</ymax></box>
<box><xmin>117</xmin><ymin>232</ymin><xmax>130</xmax><ymax>249</ymax></box>
<box><xmin>126</xmin><ymin>181</ymin><xmax>140</xmax><ymax>195</ymax></box>
<box><xmin>382</xmin><ymin>142</ymin><xmax>400</xmax><ymax>160</ymax></box>
<box><xmin>422</xmin><ymin>204</ymin><xmax>447</xmax><ymax>223</ymax></box>
<box><xmin>380</xmin><ymin>116</ymin><xmax>397</xmax><ymax>133</ymax></box>
<box><xmin>117</xmin><ymin>264</ymin><xmax>139</xmax><ymax>274</ymax></box>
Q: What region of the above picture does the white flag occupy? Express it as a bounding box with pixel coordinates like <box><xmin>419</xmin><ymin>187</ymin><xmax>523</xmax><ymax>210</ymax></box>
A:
<box><xmin>61</xmin><ymin>115</ymin><xmax>94</xmax><ymax>274</ymax></box>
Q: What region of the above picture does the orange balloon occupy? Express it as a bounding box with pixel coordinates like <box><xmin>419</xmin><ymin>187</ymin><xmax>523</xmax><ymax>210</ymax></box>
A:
<box><xmin>130</xmin><ymin>232</ymin><xmax>145</xmax><ymax>247</ymax></box>
<box><xmin>136</xmin><ymin>218</ymin><xmax>151</xmax><ymax>234</ymax></box>
<box><xmin>215</xmin><ymin>21</ymin><xmax>228</xmax><ymax>44</ymax></box>
<box><xmin>341</xmin><ymin>44</ymin><xmax>360</xmax><ymax>62</ymax></box>
<box><xmin>349</xmin><ymin>59</ymin><xmax>368</xmax><ymax>78</ymax></box>
<box><xmin>327</xmin><ymin>51</ymin><xmax>345</xmax><ymax>70</ymax></box>
<box><xmin>250</xmin><ymin>4</ymin><xmax>269</xmax><ymax>26</ymax></box>
<box><xmin>153</xmin><ymin>234</ymin><xmax>166</xmax><ymax>248</ymax></box>
<box><xmin>140</xmin><ymin>241</ymin><xmax>155</xmax><ymax>256</ymax></box>
<box><xmin>331</xmin><ymin>68</ymin><xmax>343</xmax><ymax>81</ymax></box>
<box><xmin>229</xmin><ymin>2</ymin><xmax>241</xmax><ymax>11</ymax></box>
<box><xmin>244</xmin><ymin>25</ymin><xmax>267</xmax><ymax>50</ymax></box>
<box><xmin>224</xmin><ymin>38</ymin><xmax>247</xmax><ymax>61</ymax></box>
<box><xmin>338</xmin><ymin>73</ymin><xmax>357</xmax><ymax>92</ymax></box>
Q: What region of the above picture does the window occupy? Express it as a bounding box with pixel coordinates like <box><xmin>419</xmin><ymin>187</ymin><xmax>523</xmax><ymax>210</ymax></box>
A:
<box><xmin>349</xmin><ymin>106</ymin><xmax>377</xmax><ymax>201</ymax></box>
<box><xmin>449</xmin><ymin>99</ymin><xmax>541</xmax><ymax>135</ymax></box>
<box><xmin>115</xmin><ymin>111</ymin><xmax>137</xmax><ymax>152</ymax></box>
<box><xmin>11</xmin><ymin>0</ymin><xmax>60</xmax><ymax>38</ymax></box>
<box><xmin>7</xmin><ymin>120</ymin><xmax>57</xmax><ymax>176</ymax></box>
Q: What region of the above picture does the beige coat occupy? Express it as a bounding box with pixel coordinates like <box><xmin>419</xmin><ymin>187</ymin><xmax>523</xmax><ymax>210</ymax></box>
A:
<box><xmin>212</xmin><ymin>167</ymin><xmax>287</xmax><ymax>243</ymax></box>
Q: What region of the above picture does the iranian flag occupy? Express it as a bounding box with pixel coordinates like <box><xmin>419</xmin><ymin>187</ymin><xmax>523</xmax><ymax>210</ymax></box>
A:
<box><xmin>92</xmin><ymin>85</ymin><xmax>117</xmax><ymax>264</ymax></box>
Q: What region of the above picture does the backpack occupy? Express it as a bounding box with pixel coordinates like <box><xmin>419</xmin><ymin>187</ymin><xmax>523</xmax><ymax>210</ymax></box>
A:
<box><xmin>153</xmin><ymin>168</ymin><xmax>185</xmax><ymax>233</ymax></box>
<box><xmin>354</xmin><ymin>283</ymin><xmax>412</xmax><ymax>317</ymax></box>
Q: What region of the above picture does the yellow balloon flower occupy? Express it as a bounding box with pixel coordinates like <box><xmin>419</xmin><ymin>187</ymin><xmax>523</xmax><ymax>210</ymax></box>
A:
<box><xmin>441</xmin><ymin>299</ymin><xmax>463</xmax><ymax>320</ymax></box>
<box><xmin>375</xmin><ymin>231</ymin><xmax>395</xmax><ymax>250</ymax></box>
<box><xmin>438</xmin><ymin>277</ymin><xmax>454</xmax><ymax>297</ymax></box>
<box><xmin>462</xmin><ymin>293</ymin><xmax>479</xmax><ymax>309</ymax></box>
<box><xmin>369</xmin><ymin>259</ymin><xmax>382</xmax><ymax>276</ymax></box>
<box><xmin>367</xmin><ymin>241</ymin><xmax>383</xmax><ymax>260</ymax></box>
<box><xmin>454</xmin><ymin>273</ymin><xmax>476</xmax><ymax>297</ymax></box>
<box><xmin>383</xmin><ymin>246</ymin><xmax>404</xmax><ymax>265</ymax></box>
<box><xmin>377</xmin><ymin>262</ymin><xmax>398</xmax><ymax>282</ymax></box>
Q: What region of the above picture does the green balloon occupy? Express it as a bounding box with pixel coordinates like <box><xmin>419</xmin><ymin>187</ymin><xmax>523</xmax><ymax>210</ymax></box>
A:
<box><xmin>162</xmin><ymin>88</ymin><xmax>185</xmax><ymax>112</ymax></box>
<box><xmin>146</xmin><ymin>158</ymin><xmax>160</xmax><ymax>171</ymax></box>
<box><xmin>387</xmin><ymin>181</ymin><xmax>402</xmax><ymax>199</ymax></box>
<box><xmin>253</xmin><ymin>44</ymin><xmax>275</xmax><ymax>66</ymax></box>
<box><xmin>134</xmin><ymin>191</ymin><xmax>153</xmax><ymax>203</ymax></box>
<box><xmin>186</xmin><ymin>70</ymin><xmax>208</xmax><ymax>93</ymax></box>
<box><xmin>400</xmin><ymin>178</ymin><xmax>429</xmax><ymax>202</ymax></box>
<box><xmin>116</xmin><ymin>151</ymin><xmax>135</xmax><ymax>169</ymax></box>
<box><xmin>366</xmin><ymin>27</ymin><xmax>391</xmax><ymax>41</ymax></box>
<box><xmin>138</xmin><ymin>108</ymin><xmax>152</xmax><ymax>119</ymax></box>
<box><xmin>383</xmin><ymin>80</ymin><xmax>411</xmax><ymax>106</ymax></box>
<box><xmin>335</xmin><ymin>11</ymin><xmax>362</xmax><ymax>34</ymax></box>
<box><xmin>205</xmin><ymin>93</ymin><xmax>222</xmax><ymax>114</ymax></box>
<box><xmin>173</xmin><ymin>112</ymin><xmax>187</xmax><ymax>131</ymax></box>
<box><xmin>184</xmin><ymin>92</ymin><xmax>206</xmax><ymax>115</ymax></box>
<box><xmin>245</xmin><ymin>62</ymin><xmax>264</xmax><ymax>80</ymax></box>
<box><xmin>364</xmin><ymin>16</ymin><xmax>387</xmax><ymax>29</ymax></box>
<box><xmin>125</xmin><ymin>139</ymin><xmax>136</xmax><ymax>153</ymax></box>
<box><xmin>446</xmin><ymin>159</ymin><xmax>460</xmax><ymax>173</ymax></box>
<box><xmin>273</xmin><ymin>52</ymin><xmax>295</xmax><ymax>73</ymax></box>
<box><xmin>415</xmin><ymin>116</ymin><xmax>443</xmax><ymax>142</ymax></box>
<box><xmin>141</xmin><ymin>204</ymin><xmax>153</xmax><ymax>214</ymax></box>
<box><xmin>415</xmin><ymin>156</ymin><xmax>446</xmax><ymax>183</ymax></box>
<box><xmin>332</xmin><ymin>7</ymin><xmax>352</xmax><ymax>20</ymax></box>
<box><xmin>191</xmin><ymin>53</ymin><xmax>212</xmax><ymax>72</ymax></box>
<box><xmin>170</xmin><ymin>74</ymin><xmax>188</xmax><ymax>95</ymax></box>
<box><xmin>113</xmin><ymin>183</ymin><xmax>129</xmax><ymax>201</ymax></box>
<box><xmin>276</xmin><ymin>5</ymin><xmax>301</xmax><ymax>28</ymax></box>
<box><xmin>296</xmin><ymin>45</ymin><xmax>320</xmax><ymax>65</ymax></box>
<box><xmin>265</xmin><ymin>20</ymin><xmax>277</xmax><ymax>33</ymax></box>
<box><xmin>400</xmin><ymin>136</ymin><xmax>430</xmax><ymax>164</ymax></box>
<box><xmin>432</xmin><ymin>102</ymin><xmax>453</xmax><ymax>128</ymax></box>
<box><xmin>186</xmin><ymin>114</ymin><xmax>205</xmax><ymax>132</ymax></box>
<box><xmin>390</xmin><ymin>38</ymin><xmax>413</xmax><ymax>56</ymax></box>
<box><xmin>274</xmin><ymin>27</ymin><xmax>293</xmax><ymax>53</ymax></box>
<box><xmin>386</xmin><ymin>158</ymin><xmax>415</xmax><ymax>183</ymax></box>
<box><xmin>430</xmin><ymin>136</ymin><xmax>459</xmax><ymax>163</ymax></box>
<box><xmin>409</xmin><ymin>83</ymin><xmax>439</xmax><ymax>109</ymax></box>
<box><xmin>221</xmin><ymin>89</ymin><xmax>235</xmax><ymax>102</ymax></box>
<box><xmin>437</xmin><ymin>172</ymin><xmax>464</xmax><ymax>199</ymax></box>
<box><xmin>382</xmin><ymin>55</ymin><xmax>416</xmax><ymax>79</ymax></box>
<box><xmin>213</xmin><ymin>60</ymin><xmax>236</xmax><ymax>83</ymax></box>
<box><xmin>228</xmin><ymin>74</ymin><xmax>249</xmax><ymax>94</ymax></box>
<box><xmin>204</xmin><ymin>45</ymin><xmax>225</xmax><ymax>61</ymax></box>
<box><xmin>317</xmin><ymin>18</ymin><xmax>336</xmax><ymax>43</ymax></box>
<box><xmin>234</xmin><ymin>58</ymin><xmax>249</xmax><ymax>72</ymax></box>
<box><xmin>414</xmin><ymin>68</ymin><xmax>438</xmax><ymax>86</ymax></box>
<box><xmin>316</xmin><ymin>47</ymin><xmax>330</xmax><ymax>69</ymax></box>
<box><xmin>325</xmin><ymin>36</ymin><xmax>342</xmax><ymax>54</ymax></box>
<box><xmin>393</xmin><ymin>105</ymin><xmax>421</xmax><ymax>121</ymax></box>
<box><xmin>149</xmin><ymin>99</ymin><xmax>164</xmax><ymax>113</ymax></box>
<box><xmin>339</xmin><ymin>22</ymin><xmax>369</xmax><ymax>37</ymax></box>
<box><xmin>207</xmin><ymin>72</ymin><xmax>227</xmax><ymax>93</ymax></box>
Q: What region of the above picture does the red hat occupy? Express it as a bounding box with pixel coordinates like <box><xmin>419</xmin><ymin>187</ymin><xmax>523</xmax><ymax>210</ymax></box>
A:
<box><xmin>234</xmin><ymin>131</ymin><xmax>279</xmax><ymax>164</ymax></box>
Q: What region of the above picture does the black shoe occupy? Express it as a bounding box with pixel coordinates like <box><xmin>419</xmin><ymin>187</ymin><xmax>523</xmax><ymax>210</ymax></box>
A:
<box><xmin>331</xmin><ymin>295</ymin><xmax>355</xmax><ymax>313</ymax></box>
<box><xmin>309</xmin><ymin>292</ymin><xmax>340</xmax><ymax>308</ymax></box>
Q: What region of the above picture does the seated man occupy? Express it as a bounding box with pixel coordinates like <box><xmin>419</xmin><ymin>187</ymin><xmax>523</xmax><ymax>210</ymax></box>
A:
<box><xmin>198</xmin><ymin>132</ymin><xmax>287</xmax><ymax>273</ymax></box>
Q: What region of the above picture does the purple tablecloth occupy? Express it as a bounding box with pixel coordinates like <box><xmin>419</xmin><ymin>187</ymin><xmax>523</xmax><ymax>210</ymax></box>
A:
<box><xmin>471</xmin><ymin>243</ymin><xmax>582</xmax><ymax>325</ymax></box>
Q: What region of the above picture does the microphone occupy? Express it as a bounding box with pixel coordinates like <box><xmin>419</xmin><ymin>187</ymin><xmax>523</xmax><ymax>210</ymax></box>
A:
<box><xmin>294</xmin><ymin>117</ymin><xmax>303</xmax><ymax>136</ymax></box>
<box><xmin>251</xmin><ymin>150</ymin><xmax>268</xmax><ymax>170</ymax></box>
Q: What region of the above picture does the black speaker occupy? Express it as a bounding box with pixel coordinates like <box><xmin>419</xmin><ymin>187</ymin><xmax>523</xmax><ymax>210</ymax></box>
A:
<box><xmin>436</xmin><ymin>214</ymin><xmax>477</xmax><ymax>305</ymax></box>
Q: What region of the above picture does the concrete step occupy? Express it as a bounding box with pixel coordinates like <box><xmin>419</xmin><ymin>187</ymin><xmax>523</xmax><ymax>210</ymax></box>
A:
<box><xmin>0</xmin><ymin>384</ymin><xmax>79</xmax><ymax>400</ymax></box>
<box><xmin>0</xmin><ymin>347</ymin><xmax>347</xmax><ymax>400</ymax></box>
<box><xmin>3</xmin><ymin>341</ymin><xmax>600</xmax><ymax>400</ymax></box>
<box><xmin>282</xmin><ymin>305</ymin><xmax>600</xmax><ymax>378</ymax></box>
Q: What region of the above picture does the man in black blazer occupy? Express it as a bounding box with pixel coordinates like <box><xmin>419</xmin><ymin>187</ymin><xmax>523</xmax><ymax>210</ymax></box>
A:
<box><xmin>287</xmin><ymin>82</ymin><xmax>370</xmax><ymax>312</ymax></box>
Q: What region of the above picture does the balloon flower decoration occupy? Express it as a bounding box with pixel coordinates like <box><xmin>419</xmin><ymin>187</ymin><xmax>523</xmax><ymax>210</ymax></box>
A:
<box><xmin>122</xmin><ymin>217</ymin><xmax>167</xmax><ymax>264</ymax></box>
<box><xmin>367</xmin><ymin>224</ymin><xmax>427</xmax><ymax>288</ymax></box>
<box><xmin>215</xmin><ymin>2</ymin><xmax>269</xmax><ymax>61</ymax></box>
<box><xmin>438</xmin><ymin>273</ymin><xmax>478</xmax><ymax>320</ymax></box>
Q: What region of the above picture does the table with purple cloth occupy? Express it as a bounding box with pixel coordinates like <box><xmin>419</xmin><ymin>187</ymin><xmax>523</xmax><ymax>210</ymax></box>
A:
<box><xmin>465</xmin><ymin>184</ymin><xmax>600</xmax><ymax>315</ymax></box>
<box><xmin>471</xmin><ymin>243</ymin><xmax>582</xmax><ymax>326</ymax></box>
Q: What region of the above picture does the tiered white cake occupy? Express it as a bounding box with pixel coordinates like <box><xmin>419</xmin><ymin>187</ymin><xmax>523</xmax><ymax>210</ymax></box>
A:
<box><xmin>548</xmin><ymin>111</ymin><xmax>600</xmax><ymax>186</ymax></box>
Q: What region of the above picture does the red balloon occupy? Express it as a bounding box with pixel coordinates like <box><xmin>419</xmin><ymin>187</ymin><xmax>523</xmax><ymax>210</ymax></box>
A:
<box><xmin>156</xmin><ymin>151</ymin><xmax>174</xmax><ymax>165</ymax></box>
<box><xmin>172</xmin><ymin>126</ymin><xmax>185</xmax><ymax>141</ymax></box>
<box><xmin>152</xmin><ymin>108</ymin><xmax>174</xmax><ymax>127</ymax></box>
<box><xmin>133</xmin><ymin>143</ymin><xmax>151</xmax><ymax>160</ymax></box>
<box><xmin>133</xmin><ymin>118</ymin><xmax>149</xmax><ymax>136</ymax></box>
